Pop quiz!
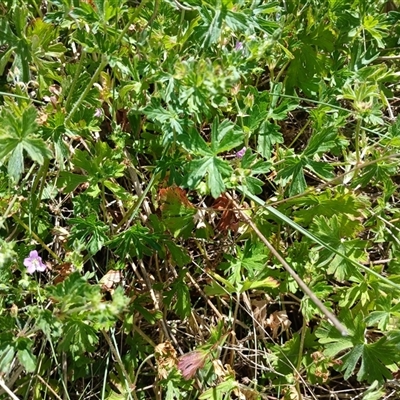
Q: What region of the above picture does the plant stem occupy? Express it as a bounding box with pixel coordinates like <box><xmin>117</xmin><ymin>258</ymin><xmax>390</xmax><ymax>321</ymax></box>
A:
<box><xmin>64</xmin><ymin>51</ymin><xmax>86</xmax><ymax>112</ymax></box>
<box><xmin>116</xmin><ymin>0</ymin><xmax>151</xmax><ymax>45</ymax></box>
<box><xmin>101</xmin><ymin>330</ymin><xmax>136</xmax><ymax>400</ymax></box>
<box><xmin>354</xmin><ymin>117</ymin><xmax>362</xmax><ymax>167</ymax></box>
<box><xmin>116</xmin><ymin>172</ymin><xmax>156</xmax><ymax>230</ymax></box>
<box><xmin>295</xmin><ymin>319</ymin><xmax>307</xmax><ymax>400</ymax></box>
<box><xmin>65</xmin><ymin>56</ymin><xmax>108</xmax><ymax>124</ymax></box>
<box><xmin>100</xmin><ymin>182</ymin><xmax>108</xmax><ymax>223</ymax></box>
<box><xmin>12</xmin><ymin>215</ymin><xmax>61</xmax><ymax>262</ymax></box>
<box><xmin>30</xmin><ymin>158</ymin><xmax>50</xmax><ymax>216</ymax></box>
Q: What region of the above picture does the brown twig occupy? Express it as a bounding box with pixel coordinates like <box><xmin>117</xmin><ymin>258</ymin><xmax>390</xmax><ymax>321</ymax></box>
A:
<box><xmin>37</xmin><ymin>375</ymin><xmax>63</xmax><ymax>400</ymax></box>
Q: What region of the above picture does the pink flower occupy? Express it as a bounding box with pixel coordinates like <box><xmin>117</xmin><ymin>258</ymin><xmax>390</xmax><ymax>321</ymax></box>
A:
<box><xmin>235</xmin><ymin>41</ymin><xmax>243</xmax><ymax>51</ymax></box>
<box><xmin>94</xmin><ymin>108</ymin><xmax>103</xmax><ymax>117</ymax></box>
<box><xmin>236</xmin><ymin>147</ymin><xmax>246</xmax><ymax>158</ymax></box>
<box><xmin>24</xmin><ymin>251</ymin><xmax>47</xmax><ymax>274</ymax></box>
<box><xmin>178</xmin><ymin>350</ymin><xmax>208</xmax><ymax>380</ymax></box>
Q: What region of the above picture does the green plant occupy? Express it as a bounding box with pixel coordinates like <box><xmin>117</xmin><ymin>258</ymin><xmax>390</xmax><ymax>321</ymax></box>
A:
<box><xmin>1</xmin><ymin>0</ymin><xmax>400</xmax><ymax>398</ymax></box>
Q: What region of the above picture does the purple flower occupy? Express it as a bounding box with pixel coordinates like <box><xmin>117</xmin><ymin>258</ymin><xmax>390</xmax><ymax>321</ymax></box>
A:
<box><xmin>24</xmin><ymin>251</ymin><xmax>47</xmax><ymax>274</ymax></box>
<box><xmin>236</xmin><ymin>146</ymin><xmax>246</xmax><ymax>158</ymax></box>
<box><xmin>235</xmin><ymin>41</ymin><xmax>243</xmax><ymax>51</ymax></box>
<box><xmin>94</xmin><ymin>108</ymin><xmax>103</xmax><ymax>118</ymax></box>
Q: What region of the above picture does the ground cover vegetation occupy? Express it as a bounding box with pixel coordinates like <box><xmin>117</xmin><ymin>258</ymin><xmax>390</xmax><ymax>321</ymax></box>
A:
<box><xmin>1</xmin><ymin>0</ymin><xmax>400</xmax><ymax>398</ymax></box>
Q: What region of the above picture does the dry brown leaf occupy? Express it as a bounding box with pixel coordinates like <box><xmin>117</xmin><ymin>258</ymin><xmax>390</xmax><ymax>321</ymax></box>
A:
<box><xmin>266</xmin><ymin>310</ymin><xmax>291</xmax><ymax>339</ymax></box>
<box><xmin>234</xmin><ymin>385</ymin><xmax>260</xmax><ymax>400</ymax></box>
<box><xmin>212</xmin><ymin>359</ymin><xmax>232</xmax><ymax>380</ymax></box>
<box><xmin>193</xmin><ymin>208</ymin><xmax>207</xmax><ymax>229</ymax></box>
<box><xmin>252</xmin><ymin>299</ymin><xmax>269</xmax><ymax>327</ymax></box>
<box><xmin>51</xmin><ymin>226</ymin><xmax>69</xmax><ymax>244</ymax></box>
<box><xmin>100</xmin><ymin>269</ymin><xmax>122</xmax><ymax>292</ymax></box>
<box><xmin>212</xmin><ymin>194</ymin><xmax>239</xmax><ymax>232</ymax></box>
<box><xmin>10</xmin><ymin>304</ymin><xmax>18</xmax><ymax>318</ymax></box>
<box><xmin>36</xmin><ymin>110</ymin><xmax>48</xmax><ymax>125</ymax></box>
<box><xmin>158</xmin><ymin>186</ymin><xmax>195</xmax><ymax>210</ymax></box>
<box><xmin>155</xmin><ymin>341</ymin><xmax>178</xmax><ymax>380</ymax></box>
<box><xmin>53</xmin><ymin>262</ymin><xmax>75</xmax><ymax>285</ymax></box>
